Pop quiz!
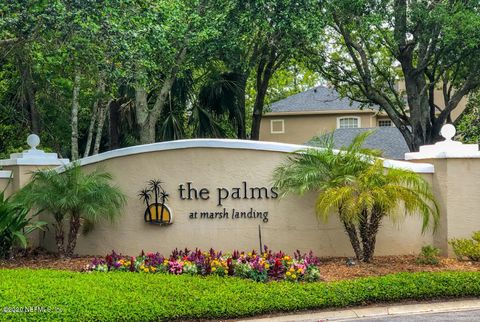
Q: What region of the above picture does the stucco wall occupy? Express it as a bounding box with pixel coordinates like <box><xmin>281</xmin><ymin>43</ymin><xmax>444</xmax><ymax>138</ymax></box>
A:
<box><xmin>415</xmin><ymin>158</ymin><xmax>480</xmax><ymax>256</ymax></box>
<box><xmin>0</xmin><ymin>171</ymin><xmax>12</xmax><ymax>197</ymax></box>
<box><xmin>260</xmin><ymin>112</ymin><xmax>377</xmax><ymax>144</ymax></box>
<box><xmin>38</xmin><ymin>143</ymin><xmax>435</xmax><ymax>256</ymax></box>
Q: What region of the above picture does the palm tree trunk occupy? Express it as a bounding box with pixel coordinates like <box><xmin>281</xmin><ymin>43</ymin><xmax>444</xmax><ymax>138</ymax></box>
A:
<box><xmin>342</xmin><ymin>220</ymin><xmax>363</xmax><ymax>260</ymax></box>
<box><xmin>66</xmin><ymin>213</ymin><xmax>81</xmax><ymax>257</ymax></box>
<box><xmin>54</xmin><ymin>217</ymin><xmax>65</xmax><ymax>257</ymax></box>
<box><xmin>361</xmin><ymin>208</ymin><xmax>383</xmax><ymax>263</ymax></box>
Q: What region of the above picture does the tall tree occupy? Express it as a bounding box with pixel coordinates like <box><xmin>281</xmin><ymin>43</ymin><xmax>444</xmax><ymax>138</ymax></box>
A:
<box><xmin>116</xmin><ymin>0</ymin><xmax>230</xmax><ymax>144</ymax></box>
<box><xmin>212</xmin><ymin>0</ymin><xmax>323</xmax><ymax>140</ymax></box>
<box><xmin>313</xmin><ymin>0</ymin><xmax>480</xmax><ymax>151</ymax></box>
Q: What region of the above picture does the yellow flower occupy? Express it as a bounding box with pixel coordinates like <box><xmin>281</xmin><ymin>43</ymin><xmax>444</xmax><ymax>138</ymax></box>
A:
<box><xmin>284</xmin><ymin>256</ymin><xmax>290</xmax><ymax>261</ymax></box>
<box><xmin>211</xmin><ymin>267</ymin><xmax>217</xmax><ymax>272</ymax></box>
<box><xmin>265</xmin><ymin>264</ymin><xmax>270</xmax><ymax>269</ymax></box>
<box><xmin>150</xmin><ymin>267</ymin><xmax>156</xmax><ymax>272</ymax></box>
<box><xmin>289</xmin><ymin>267</ymin><xmax>295</xmax><ymax>272</ymax></box>
<box><xmin>292</xmin><ymin>274</ymin><xmax>297</xmax><ymax>279</ymax></box>
<box><xmin>286</xmin><ymin>272</ymin><xmax>291</xmax><ymax>276</ymax></box>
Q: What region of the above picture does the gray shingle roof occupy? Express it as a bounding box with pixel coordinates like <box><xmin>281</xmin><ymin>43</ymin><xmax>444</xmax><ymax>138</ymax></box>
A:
<box><xmin>268</xmin><ymin>86</ymin><xmax>378</xmax><ymax>113</ymax></box>
<box><xmin>307</xmin><ymin>127</ymin><xmax>410</xmax><ymax>160</ymax></box>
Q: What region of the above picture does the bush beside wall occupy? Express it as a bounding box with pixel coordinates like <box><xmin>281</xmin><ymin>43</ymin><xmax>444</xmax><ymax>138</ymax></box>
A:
<box><xmin>0</xmin><ymin>270</ymin><xmax>479</xmax><ymax>321</ymax></box>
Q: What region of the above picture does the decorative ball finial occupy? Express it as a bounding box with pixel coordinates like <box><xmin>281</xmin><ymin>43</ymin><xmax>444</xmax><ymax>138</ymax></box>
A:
<box><xmin>27</xmin><ymin>134</ymin><xmax>40</xmax><ymax>150</ymax></box>
<box><xmin>440</xmin><ymin>124</ymin><xmax>456</xmax><ymax>141</ymax></box>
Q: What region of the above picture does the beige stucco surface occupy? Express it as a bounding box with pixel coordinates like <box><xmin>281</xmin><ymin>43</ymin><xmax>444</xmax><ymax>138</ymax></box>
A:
<box><xmin>260</xmin><ymin>112</ymin><xmax>377</xmax><ymax>144</ymax></box>
<box><xmin>415</xmin><ymin>158</ymin><xmax>480</xmax><ymax>256</ymax></box>
<box><xmin>0</xmin><ymin>178</ymin><xmax>12</xmax><ymax>197</ymax></box>
<box><xmin>38</xmin><ymin>147</ymin><xmax>434</xmax><ymax>256</ymax></box>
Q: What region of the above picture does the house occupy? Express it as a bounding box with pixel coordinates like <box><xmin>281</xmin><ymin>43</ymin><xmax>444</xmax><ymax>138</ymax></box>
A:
<box><xmin>259</xmin><ymin>85</ymin><xmax>393</xmax><ymax>145</ymax></box>
<box><xmin>259</xmin><ymin>85</ymin><xmax>467</xmax><ymax>159</ymax></box>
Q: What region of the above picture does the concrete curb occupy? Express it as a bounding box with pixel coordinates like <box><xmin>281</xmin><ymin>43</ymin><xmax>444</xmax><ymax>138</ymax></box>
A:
<box><xmin>238</xmin><ymin>299</ymin><xmax>480</xmax><ymax>321</ymax></box>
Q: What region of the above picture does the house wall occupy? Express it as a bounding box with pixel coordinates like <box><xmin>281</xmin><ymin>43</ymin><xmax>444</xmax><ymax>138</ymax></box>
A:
<box><xmin>32</xmin><ymin>141</ymin><xmax>435</xmax><ymax>257</ymax></box>
<box><xmin>260</xmin><ymin>112</ymin><xmax>377</xmax><ymax>144</ymax></box>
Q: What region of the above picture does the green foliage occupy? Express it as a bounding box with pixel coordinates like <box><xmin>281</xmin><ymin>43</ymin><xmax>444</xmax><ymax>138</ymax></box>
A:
<box><xmin>0</xmin><ymin>192</ymin><xmax>47</xmax><ymax>258</ymax></box>
<box><xmin>450</xmin><ymin>231</ymin><xmax>480</xmax><ymax>261</ymax></box>
<box><xmin>16</xmin><ymin>163</ymin><xmax>126</xmax><ymax>256</ymax></box>
<box><xmin>312</xmin><ymin>0</ymin><xmax>480</xmax><ymax>150</ymax></box>
<box><xmin>416</xmin><ymin>245</ymin><xmax>441</xmax><ymax>265</ymax></box>
<box><xmin>273</xmin><ymin>132</ymin><xmax>438</xmax><ymax>262</ymax></box>
<box><xmin>457</xmin><ymin>91</ymin><xmax>480</xmax><ymax>144</ymax></box>
<box><xmin>0</xmin><ymin>270</ymin><xmax>479</xmax><ymax>320</ymax></box>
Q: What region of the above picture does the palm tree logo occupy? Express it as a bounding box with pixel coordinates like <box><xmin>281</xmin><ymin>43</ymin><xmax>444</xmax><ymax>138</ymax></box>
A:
<box><xmin>138</xmin><ymin>179</ymin><xmax>173</xmax><ymax>225</ymax></box>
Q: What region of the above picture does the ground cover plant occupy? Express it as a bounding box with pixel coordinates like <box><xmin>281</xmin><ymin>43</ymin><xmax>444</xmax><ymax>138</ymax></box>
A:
<box><xmin>0</xmin><ymin>269</ymin><xmax>480</xmax><ymax>321</ymax></box>
<box><xmin>86</xmin><ymin>247</ymin><xmax>321</xmax><ymax>283</ymax></box>
<box><xmin>450</xmin><ymin>231</ymin><xmax>480</xmax><ymax>261</ymax></box>
<box><xmin>416</xmin><ymin>245</ymin><xmax>441</xmax><ymax>265</ymax></box>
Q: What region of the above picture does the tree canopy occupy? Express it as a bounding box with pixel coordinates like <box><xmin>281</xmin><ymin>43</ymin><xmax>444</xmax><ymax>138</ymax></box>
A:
<box><xmin>1</xmin><ymin>0</ymin><xmax>479</xmax><ymax>158</ymax></box>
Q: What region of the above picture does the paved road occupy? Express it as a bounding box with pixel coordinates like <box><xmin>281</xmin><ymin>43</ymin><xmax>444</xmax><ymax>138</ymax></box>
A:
<box><xmin>339</xmin><ymin>309</ymin><xmax>480</xmax><ymax>322</ymax></box>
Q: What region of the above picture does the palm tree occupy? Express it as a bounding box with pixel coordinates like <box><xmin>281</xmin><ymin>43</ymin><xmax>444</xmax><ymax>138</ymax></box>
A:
<box><xmin>138</xmin><ymin>188</ymin><xmax>152</xmax><ymax>222</ymax></box>
<box><xmin>273</xmin><ymin>132</ymin><xmax>439</xmax><ymax>262</ymax></box>
<box><xmin>17</xmin><ymin>163</ymin><xmax>126</xmax><ymax>257</ymax></box>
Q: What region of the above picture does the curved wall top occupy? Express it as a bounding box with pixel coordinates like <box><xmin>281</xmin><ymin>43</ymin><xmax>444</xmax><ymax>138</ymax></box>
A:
<box><xmin>71</xmin><ymin>139</ymin><xmax>434</xmax><ymax>173</ymax></box>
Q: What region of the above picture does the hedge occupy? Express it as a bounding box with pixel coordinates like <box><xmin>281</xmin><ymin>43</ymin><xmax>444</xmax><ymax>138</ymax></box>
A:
<box><xmin>0</xmin><ymin>270</ymin><xmax>479</xmax><ymax>321</ymax></box>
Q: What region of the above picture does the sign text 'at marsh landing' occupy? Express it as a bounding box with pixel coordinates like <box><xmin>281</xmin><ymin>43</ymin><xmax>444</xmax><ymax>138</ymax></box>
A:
<box><xmin>140</xmin><ymin>180</ymin><xmax>279</xmax><ymax>224</ymax></box>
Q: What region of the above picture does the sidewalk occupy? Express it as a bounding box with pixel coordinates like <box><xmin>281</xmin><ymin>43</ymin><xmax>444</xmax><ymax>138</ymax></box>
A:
<box><xmin>238</xmin><ymin>299</ymin><xmax>480</xmax><ymax>322</ymax></box>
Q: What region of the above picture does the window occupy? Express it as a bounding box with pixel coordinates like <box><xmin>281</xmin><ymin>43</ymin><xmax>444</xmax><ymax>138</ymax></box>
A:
<box><xmin>270</xmin><ymin>119</ymin><xmax>285</xmax><ymax>134</ymax></box>
<box><xmin>337</xmin><ymin>117</ymin><xmax>360</xmax><ymax>129</ymax></box>
<box><xmin>378</xmin><ymin>120</ymin><xmax>393</xmax><ymax>127</ymax></box>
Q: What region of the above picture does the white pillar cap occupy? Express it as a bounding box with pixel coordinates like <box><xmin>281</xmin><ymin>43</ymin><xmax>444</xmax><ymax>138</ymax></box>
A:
<box><xmin>0</xmin><ymin>134</ymin><xmax>70</xmax><ymax>166</ymax></box>
<box><xmin>405</xmin><ymin>124</ymin><xmax>480</xmax><ymax>160</ymax></box>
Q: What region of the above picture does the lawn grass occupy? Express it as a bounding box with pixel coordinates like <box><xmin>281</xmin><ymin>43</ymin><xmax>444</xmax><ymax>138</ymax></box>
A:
<box><xmin>0</xmin><ymin>269</ymin><xmax>480</xmax><ymax>321</ymax></box>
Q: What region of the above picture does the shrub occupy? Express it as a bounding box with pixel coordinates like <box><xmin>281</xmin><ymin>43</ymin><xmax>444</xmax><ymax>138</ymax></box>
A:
<box><xmin>16</xmin><ymin>164</ymin><xmax>126</xmax><ymax>257</ymax></box>
<box><xmin>1</xmin><ymin>270</ymin><xmax>480</xmax><ymax>321</ymax></box>
<box><xmin>416</xmin><ymin>245</ymin><xmax>440</xmax><ymax>265</ymax></box>
<box><xmin>450</xmin><ymin>231</ymin><xmax>480</xmax><ymax>261</ymax></box>
<box><xmin>0</xmin><ymin>192</ymin><xmax>47</xmax><ymax>258</ymax></box>
<box><xmin>86</xmin><ymin>247</ymin><xmax>322</xmax><ymax>283</ymax></box>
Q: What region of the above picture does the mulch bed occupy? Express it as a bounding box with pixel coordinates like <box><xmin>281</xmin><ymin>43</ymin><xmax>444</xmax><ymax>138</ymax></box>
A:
<box><xmin>1</xmin><ymin>249</ymin><xmax>479</xmax><ymax>281</ymax></box>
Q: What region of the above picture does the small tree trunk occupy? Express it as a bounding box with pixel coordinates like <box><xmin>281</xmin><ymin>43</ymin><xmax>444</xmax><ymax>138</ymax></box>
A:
<box><xmin>108</xmin><ymin>99</ymin><xmax>121</xmax><ymax>150</ymax></box>
<box><xmin>358</xmin><ymin>207</ymin><xmax>384</xmax><ymax>263</ymax></box>
<box><xmin>66</xmin><ymin>214</ymin><xmax>81</xmax><ymax>257</ymax></box>
<box><xmin>342</xmin><ymin>220</ymin><xmax>363</xmax><ymax>261</ymax></box>
<box><xmin>135</xmin><ymin>85</ymin><xmax>153</xmax><ymax>144</ymax></box>
<box><xmin>250</xmin><ymin>48</ymin><xmax>278</xmax><ymax>140</ymax></box>
<box><xmin>83</xmin><ymin>100</ymin><xmax>98</xmax><ymax>158</ymax></box>
<box><xmin>71</xmin><ymin>71</ymin><xmax>81</xmax><ymax>161</ymax></box>
<box><xmin>237</xmin><ymin>73</ymin><xmax>248</xmax><ymax>139</ymax></box>
<box><xmin>54</xmin><ymin>218</ymin><xmax>65</xmax><ymax>257</ymax></box>
<box><xmin>93</xmin><ymin>99</ymin><xmax>110</xmax><ymax>155</ymax></box>
<box><xmin>16</xmin><ymin>50</ymin><xmax>41</xmax><ymax>134</ymax></box>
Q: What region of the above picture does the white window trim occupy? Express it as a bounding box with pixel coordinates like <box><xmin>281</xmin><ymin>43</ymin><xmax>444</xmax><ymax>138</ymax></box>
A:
<box><xmin>378</xmin><ymin>119</ymin><xmax>393</xmax><ymax>127</ymax></box>
<box><xmin>337</xmin><ymin>116</ymin><xmax>361</xmax><ymax>129</ymax></box>
<box><xmin>270</xmin><ymin>119</ymin><xmax>285</xmax><ymax>134</ymax></box>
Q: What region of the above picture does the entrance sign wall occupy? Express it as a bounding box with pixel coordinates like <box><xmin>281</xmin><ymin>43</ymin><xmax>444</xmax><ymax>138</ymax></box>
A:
<box><xmin>38</xmin><ymin>139</ymin><xmax>434</xmax><ymax>256</ymax></box>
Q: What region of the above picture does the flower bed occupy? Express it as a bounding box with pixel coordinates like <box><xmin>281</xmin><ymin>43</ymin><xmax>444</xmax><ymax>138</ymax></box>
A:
<box><xmin>86</xmin><ymin>247</ymin><xmax>321</xmax><ymax>282</ymax></box>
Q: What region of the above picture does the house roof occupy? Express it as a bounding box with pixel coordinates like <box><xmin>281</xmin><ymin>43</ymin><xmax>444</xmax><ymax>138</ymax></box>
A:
<box><xmin>267</xmin><ymin>86</ymin><xmax>378</xmax><ymax>113</ymax></box>
<box><xmin>307</xmin><ymin>127</ymin><xmax>410</xmax><ymax>160</ymax></box>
